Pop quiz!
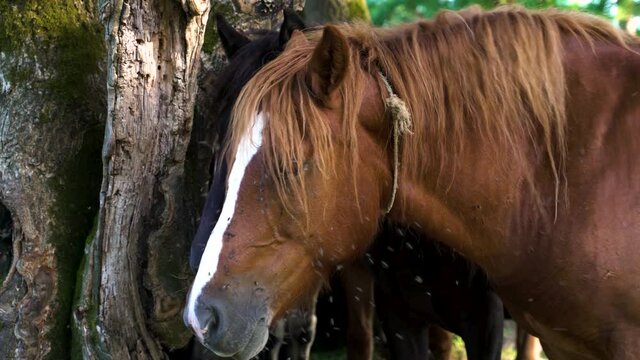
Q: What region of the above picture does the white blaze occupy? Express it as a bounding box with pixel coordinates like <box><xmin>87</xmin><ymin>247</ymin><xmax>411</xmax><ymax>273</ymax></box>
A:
<box><xmin>186</xmin><ymin>113</ymin><xmax>265</xmax><ymax>338</ymax></box>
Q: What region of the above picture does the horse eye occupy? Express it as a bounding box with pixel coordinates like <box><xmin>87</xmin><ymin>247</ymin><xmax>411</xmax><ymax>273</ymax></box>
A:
<box><xmin>287</xmin><ymin>160</ymin><xmax>311</xmax><ymax>177</ymax></box>
<box><xmin>291</xmin><ymin>161</ymin><xmax>300</xmax><ymax>176</ymax></box>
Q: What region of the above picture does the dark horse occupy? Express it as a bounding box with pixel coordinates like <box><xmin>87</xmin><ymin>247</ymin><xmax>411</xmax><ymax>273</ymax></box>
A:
<box><xmin>371</xmin><ymin>224</ymin><xmax>504</xmax><ymax>359</ymax></box>
<box><xmin>186</xmin><ymin>6</ymin><xmax>640</xmax><ymax>359</ymax></box>
<box><xmin>190</xmin><ymin>11</ymin><xmax>508</xmax><ymax>360</ymax></box>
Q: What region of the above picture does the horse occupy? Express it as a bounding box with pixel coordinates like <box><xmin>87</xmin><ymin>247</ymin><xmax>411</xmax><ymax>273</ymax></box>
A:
<box><xmin>193</xmin><ymin>11</ymin><xmax>511</xmax><ymax>360</ymax></box>
<box><xmin>185</xmin><ymin>6</ymin><xmax>640</xmax><ymax>359</ymax></box>
<box><xmin>189</xmin><ymin>11</ymin><xmax>317</xmax><ymax>360</ymax></box>
<box><xmin>188</xmin><ymin>11</ymin><xmax>305</xmax><ymax>272</ymax></box>
<box><xmin>189</xmin><ymin>11</ymin><xmax>376</xmax><ymax>360</ymax></box>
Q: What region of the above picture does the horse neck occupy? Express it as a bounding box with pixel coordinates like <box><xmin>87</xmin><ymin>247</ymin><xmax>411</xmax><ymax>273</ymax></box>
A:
<box><xmin>389</xmin><ymin>152</ymin><xmax>539</xmax><ymax>279</ymax></box>
<box><xmin>386</xmin><ymin>29</ymin><xmax>640</xmax><ymax>281</ymax></box>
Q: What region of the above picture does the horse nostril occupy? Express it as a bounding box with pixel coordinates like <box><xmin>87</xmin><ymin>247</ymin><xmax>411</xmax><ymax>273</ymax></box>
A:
<box><xmin>203</xmin><ymin>305</ymin><xmax>220</xmax><ymax>334</ymax></box>
<box><xmin>195</xmin><ymin>299</ymin><xmax>223</xmax><ymax>340</ymax></box>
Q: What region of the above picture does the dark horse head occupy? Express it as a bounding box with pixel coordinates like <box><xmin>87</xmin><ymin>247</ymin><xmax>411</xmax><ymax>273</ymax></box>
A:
<box><xmin>185</xmin><ymin>10</ymin><xmax>307</xmax><ymax>358</ymax></box>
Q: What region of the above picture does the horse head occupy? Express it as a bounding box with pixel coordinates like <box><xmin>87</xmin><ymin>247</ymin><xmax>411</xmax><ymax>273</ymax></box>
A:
<box><xmin>185</xmin><ymin>24</ymin><xmax>393</xmax><ymax>359</ymax></box>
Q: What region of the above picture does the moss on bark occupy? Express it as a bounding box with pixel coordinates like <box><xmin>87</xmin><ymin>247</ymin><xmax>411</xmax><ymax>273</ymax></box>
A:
<box><xmin>70</xmin><ymin>216</ymin><xmax>106</xmax><ymax>360</ymax></box>
<box><xmin>0</xmin><ymin>0</ymin><xmax>104</xmax><ymax>113</ymax></box>
<box><xmin>0</xmin><ymin>1</ymin><xmax>105</xmax><ymax>359</ymax></box>
<box><xmin>203</xmin><ymin>2</ymin><xmax>237</xmax><ymax>54</ymax></box>
<box><xmin>47</xmin><ymin>123</ymin><xmax>103</xmax><ymax>360</ymax></box>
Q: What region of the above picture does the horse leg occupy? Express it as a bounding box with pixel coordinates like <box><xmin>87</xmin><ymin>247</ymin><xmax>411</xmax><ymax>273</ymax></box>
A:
<box><xmin>460</xmin><ymin>291</ymin><xmax>504</xmax><ymax>360</ymax></box>
<box><xmin>284</xmin><ymin>300</ymin><xmax>318</xmax><ymax>360</ymax></box>
<box><xmin>380</xmin><ymin>313</ymin><xmax>431</xmax><ymax>359</ymax></box>
<box><xmin>374</xmin><ymin>285</ymin><xmax>431</xmax><ymax>359</ymax></box>
<box><xmin>268</xmin><ymin>319</ymin><xmax>286</xmax><ymax>360</ymax></box>
<box><xmin>340</xmin><ymin>260</ymin><xmax>375</xmax><ymax>360</ymax></box>
<box><xmin>428</xmin><ymin>325</ymin><xmax>453</xmax><ymax>360</ymax></box>
<box><xmin>515</xmin><ymin>326</ymin><xmax>541</xmax><ymax>360</ymax></box>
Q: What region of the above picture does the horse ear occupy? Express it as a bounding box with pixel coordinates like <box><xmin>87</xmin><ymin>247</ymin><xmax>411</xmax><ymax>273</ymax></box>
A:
<box><xmin>308</xmin><ymin>25</ymin><xmax>350</xmax><ymax>101</ymax></box>
<box><xmin>216</xmin><ymin>13</ymin><xmax>250</xmax><ymax>58</ymax></box>
<box><xmin>286</xmin><ymin>30</ymin><xmax>309</xmax><ymax>49</ymax></box>
<box><xmin>279</xmin><ymin>9</ymin><xmax>307</xmax><ymax>48</ymax></box>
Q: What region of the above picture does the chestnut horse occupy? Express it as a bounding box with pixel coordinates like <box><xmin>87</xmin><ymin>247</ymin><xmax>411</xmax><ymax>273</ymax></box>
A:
<box><xmin>192</xmin><ymin>11</ymin><xmax>512</xmax><ymax>360</ymax></box>
<box><xmin>194</xmin><ymin>13</ymin><xmax>454</xmax><ymax>360</ymax></box>
<box><xmin>189</xmin><ymin>11</ymin><xmax>375</xmax><ymax>360</ymax></box>
<box><xmin>185</xmin><ymin>6</ymin><xmax>640</xmax><ymax>360</ymax></box>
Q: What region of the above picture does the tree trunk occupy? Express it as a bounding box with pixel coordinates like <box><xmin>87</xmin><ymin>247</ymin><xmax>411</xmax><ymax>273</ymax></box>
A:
<box><xmin>71</xmin><ymin>0</ymin><xmax>211</xmax><ymax>358</ymax></box>
<box><xmin>0</xmin><ymin>1</ymin><xmax>105</xmax><ymax>359</ymax></box>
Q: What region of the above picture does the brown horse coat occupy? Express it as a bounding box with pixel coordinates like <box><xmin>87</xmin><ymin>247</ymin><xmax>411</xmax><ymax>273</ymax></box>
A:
<box><xmin>186</xmin><ymin>7</ymin><xmax>640</xmax><ymax>359</ymax></box>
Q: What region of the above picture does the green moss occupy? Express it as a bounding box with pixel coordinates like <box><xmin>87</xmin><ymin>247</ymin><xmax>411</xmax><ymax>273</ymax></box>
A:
<box><xmin>69</xmin><ymin>217</ymin><xmax>95</xmax><ymax>360</ymax></box>
<box><xmin>0</xmin><ymin>2</ymin><xmax>105</xmax><ymax>359</ymax></box>
<box><xmin>49</xmin><ymin>21</ymin><xmax>104</xmax><ymax>113</ymax></box>
<box><xmin>203</xmin><ymin>3</ymin><xmax>237</xmax><ymax>54</ymax></box>
<box><xmin>0</xmin><ymin>1</ymin><xmax>90</xmax><ymax>53</ymax></box>
<box><xmin>0</xmin><ymin>0</ymin><xmax>104</xmax><ymax>113</ymax></box>
<box><xmin>47</xmin><ymin>121</ymin><xmax>103</xmax><ymax>360</ymax></box>
<box><xmin>70</xmin><ymin>216</ymin><xmax>106</xmax><ymax>360</ymax></box>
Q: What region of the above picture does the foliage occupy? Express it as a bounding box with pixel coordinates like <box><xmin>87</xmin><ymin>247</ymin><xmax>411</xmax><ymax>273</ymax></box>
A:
<box><xmin>348</xmin><ymin>0</ymin><xmax>373</xmax><ymax>21</ymax></box>
<box><xmin>367</xmin><ymin>0</ymin><xmax>640</xmax><ymax>35</ymax></box>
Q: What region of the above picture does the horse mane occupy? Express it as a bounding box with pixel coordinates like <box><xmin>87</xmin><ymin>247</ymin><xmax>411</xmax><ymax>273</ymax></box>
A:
<box><xmin>228</xmin><ymin>6</ymin><xmax>635</xmax><ymax>221</ymax></box>
<box><xmin>207</xmin><ymin>29</ymin><xmax>281</xmax><ymax>146</ymax></box>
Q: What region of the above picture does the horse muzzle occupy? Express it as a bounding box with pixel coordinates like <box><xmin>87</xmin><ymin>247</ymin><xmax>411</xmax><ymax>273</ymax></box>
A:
<box><xmin>184</xmin><ymin>288</ymin><xmax>271</xmax><ymax>359</ymax></box>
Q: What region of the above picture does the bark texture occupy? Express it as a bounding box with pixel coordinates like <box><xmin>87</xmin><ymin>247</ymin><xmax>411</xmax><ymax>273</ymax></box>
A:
<box><xmin>72</xmin><ymin>0</ymin><xmax>211</xmax><ymax>358</ymax></box>
<box><xmin>0</xmin><ymin>1</ymin><xmax>105</xmax><ymax>359</ymax></box>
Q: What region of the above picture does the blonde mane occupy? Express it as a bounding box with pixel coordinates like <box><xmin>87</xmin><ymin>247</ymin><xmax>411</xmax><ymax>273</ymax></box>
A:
<box><xmin>228</xmin><ymin>6</ymin><xmax>635</xmax><ymax>220</ymax></box>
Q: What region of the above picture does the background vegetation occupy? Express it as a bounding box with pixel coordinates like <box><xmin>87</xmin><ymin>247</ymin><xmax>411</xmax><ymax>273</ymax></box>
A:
<box><xmin>367</xmin><ymin>0</ymin><xmax>640</xmax><ymax>35</ymax></box>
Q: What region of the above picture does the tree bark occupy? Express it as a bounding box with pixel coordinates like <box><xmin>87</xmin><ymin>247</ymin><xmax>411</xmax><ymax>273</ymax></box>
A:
<box><xmin>0</xmin><ymin>1</ymin><xmax>105</xmax><ymax>359</ymax></box>
<box><xmin>72</xmin><ymin>0</ymin><xmax>211</xmax><ymax>358</ymax></box>
<box><xmin>0</xmin><ymin>0</ymin><xmax>104</xmax><ymax>359</ymax></box>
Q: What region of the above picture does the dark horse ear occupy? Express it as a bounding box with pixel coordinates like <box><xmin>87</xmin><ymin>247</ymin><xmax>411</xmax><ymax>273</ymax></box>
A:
<box><xmin>280</xmin><ymin>8</ymin><xmax>307</xmax><ymax>48</ymax></box>
<box><xmin>216</xmin><ymin>13</ymin><xmax>250</xmax><ymax>58</ymax></box>
<box><xmin>308</xmin><ymin>25</ymin><xmax>350</xmax><ymax>101</ymax></box>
